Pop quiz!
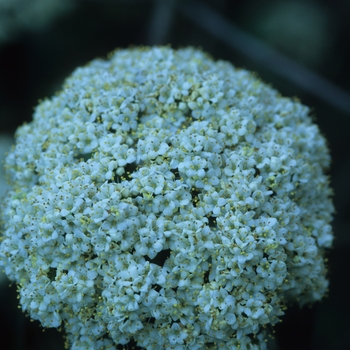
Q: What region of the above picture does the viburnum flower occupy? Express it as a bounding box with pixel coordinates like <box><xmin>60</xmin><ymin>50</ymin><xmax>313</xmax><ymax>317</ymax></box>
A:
<box><xmin>0</xmin><ymin>47</ymin><xmax>333</xmax><ymax>350</ymax></box>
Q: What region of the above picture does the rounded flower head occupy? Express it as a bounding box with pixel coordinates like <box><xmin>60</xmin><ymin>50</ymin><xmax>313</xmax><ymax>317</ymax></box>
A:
<box><xmin>0</xmin><ymin>47</ymin><xmax>333</xmax><ymax>350</ymax></box>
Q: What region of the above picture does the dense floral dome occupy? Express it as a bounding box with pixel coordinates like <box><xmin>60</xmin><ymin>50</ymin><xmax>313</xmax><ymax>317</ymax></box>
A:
<box><xmin>0</xmin><ymin>47</ymin><xmax>333</xmax><ymax>350</ymax></box>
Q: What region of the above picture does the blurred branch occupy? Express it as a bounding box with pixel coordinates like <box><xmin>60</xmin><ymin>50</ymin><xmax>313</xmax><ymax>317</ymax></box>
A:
<box><xmin>147</xmin><ymin>0</ymin><xmax>178</xmax><ymax>45</ymax></box>
<box><xmin>180</xmin><ymin>0</ymin><xmax>350</xmax><ymax>115</ymax></box>
<box><xmin>80</xmin><ymin>0</ymin><xmax>152</xmax><ymax>3</ymax></box>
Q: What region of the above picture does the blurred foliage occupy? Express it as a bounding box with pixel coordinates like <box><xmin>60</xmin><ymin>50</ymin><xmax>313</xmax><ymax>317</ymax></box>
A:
<box><xmin>0</xmin><ymin>0</ymin><xmax>349</xmax><ymax>349</ymax></box>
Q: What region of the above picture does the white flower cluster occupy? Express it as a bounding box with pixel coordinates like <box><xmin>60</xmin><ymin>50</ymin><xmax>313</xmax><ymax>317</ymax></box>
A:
<box><xmin>0</xmin><ymin>0</ymin><xmax>74</xmax><ymax>43</ymax></box>
<box><xmin>0</xmin><ymin>47</ymin><xmax>333</xmax><ymax>350</ymax></box>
